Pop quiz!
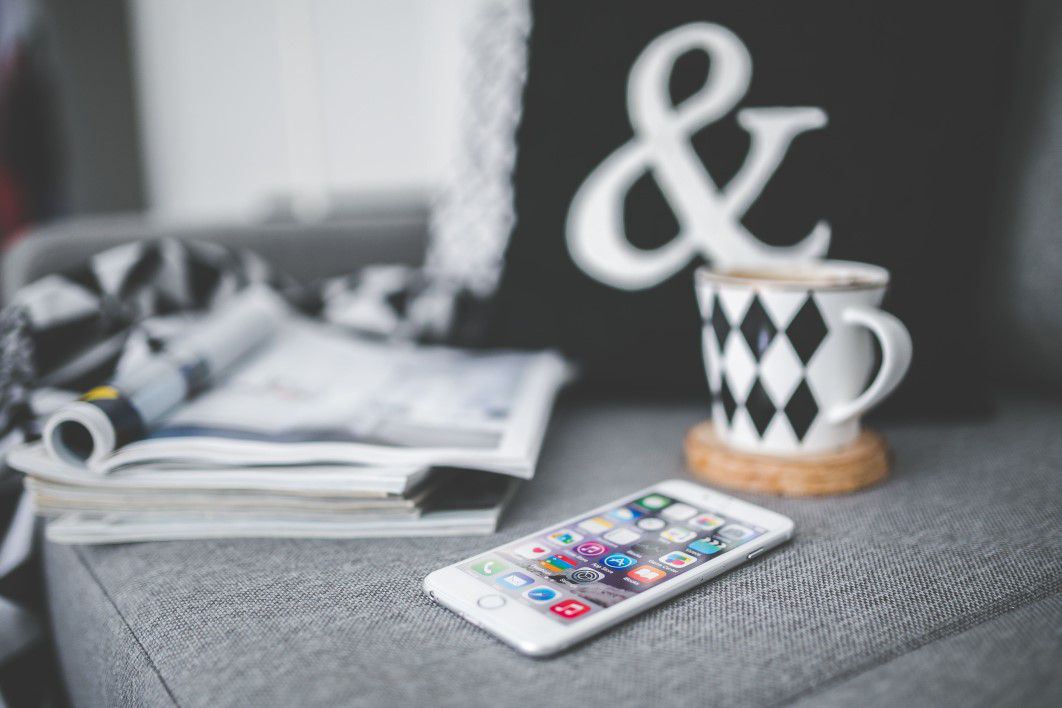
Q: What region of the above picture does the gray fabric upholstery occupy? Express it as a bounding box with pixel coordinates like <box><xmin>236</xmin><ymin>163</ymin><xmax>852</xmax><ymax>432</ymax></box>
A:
<box><xmin>0</xmin><ymin>596</ymin><xmax>41</xmax><ymax>664</ymax></box>
<box><xmin>0</xmin><ymin>193</ymin><xmax>429</xmax><ymax>304</ymax></box>
<box><xmin>791</xmin><ymin>593</ymin><xmax>1062</xmax><ymax>708</ymax></box>
<box><xmin>46</xmin><ymin>543</ymin><xmax>175</xmax><ymax>706</ymax></box>
<box><xmin>44</xmin><ymin>395</ymin><xmax>1062</xmax><ymax>707</ymax></box>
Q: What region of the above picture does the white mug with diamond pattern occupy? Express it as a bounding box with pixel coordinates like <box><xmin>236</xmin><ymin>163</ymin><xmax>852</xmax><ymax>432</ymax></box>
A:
<box><xmin>694</xmin><ymin>261</ymin><xmax>912</xmax><ymax>455</ymax></box>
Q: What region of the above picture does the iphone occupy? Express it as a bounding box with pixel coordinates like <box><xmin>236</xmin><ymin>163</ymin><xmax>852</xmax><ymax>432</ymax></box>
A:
<box><xmin>423</xmin><ymin>479</ymin><xmax>794</xmax><ymax>656</ymax></box>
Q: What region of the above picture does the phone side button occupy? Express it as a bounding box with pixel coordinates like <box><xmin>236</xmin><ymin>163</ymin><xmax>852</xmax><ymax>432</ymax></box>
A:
<box><xmin>746</xmin><ymin>548</ymin><xmax>767</xmax><ymax>560</ymax></box>
<box><xmin>477</xmin><ymin>594</ymin><xmax>507</xmax><ymax>609</ymax></box>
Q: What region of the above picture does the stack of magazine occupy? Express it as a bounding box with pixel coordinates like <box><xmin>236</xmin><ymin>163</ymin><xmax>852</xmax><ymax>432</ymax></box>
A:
<box><xmin>7</xmin><ymin>296</ymin><xmax>571</xmax><ymax>544</ymax></box>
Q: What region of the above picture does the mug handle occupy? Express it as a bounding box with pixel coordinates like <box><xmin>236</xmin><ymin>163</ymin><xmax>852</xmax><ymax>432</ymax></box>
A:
<box><xmin>825</xmin><ymin>305</ymin><xmax>913</xmax><ymax>424</ymax></box>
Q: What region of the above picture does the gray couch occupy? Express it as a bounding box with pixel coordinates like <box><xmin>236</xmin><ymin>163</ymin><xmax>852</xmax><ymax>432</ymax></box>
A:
<box><xmin>6</xmin><ymin>3</ymin><xmax>1062</xmax><ymax>704</ymax></box>
<box><xmin>2</xmin><ymin>203</ymin><xmax>1058</xmax><ymax>707</ymax></box>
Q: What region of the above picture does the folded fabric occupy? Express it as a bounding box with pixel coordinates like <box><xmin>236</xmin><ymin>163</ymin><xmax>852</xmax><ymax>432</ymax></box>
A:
<box><xmin>0</xmin><ymin>238</ymin><xmax>443</xmax><ymax>445</ymax></box>
<box><xmin>0</xmin><ymin>239</ymin><xmax>287</xmax><ymax>441</ymax></box>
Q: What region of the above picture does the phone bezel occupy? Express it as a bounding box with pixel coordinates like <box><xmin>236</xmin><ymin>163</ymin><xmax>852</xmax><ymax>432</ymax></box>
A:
<box><xmin>423</xmin><ymin>478</ymin><xmax>795</xmax><ymax>657</ymax></box>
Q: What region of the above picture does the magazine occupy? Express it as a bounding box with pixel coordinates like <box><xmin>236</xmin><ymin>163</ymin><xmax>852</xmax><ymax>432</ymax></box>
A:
<box><xmin>9</xmin><ymin>444</ymin><xmax>430</xmax><ymax>497</ymax></box>
<box><xmin>8</xmin><ymin>302</ymin><xmax>571</xmax><ymax>543</ymax></box>
<box><xmin>41</xmin><ymin>471</ymin><xmax>519</xmax><ymax>544</ymax></box>
<box><xmin>60</xmin><ymin>317</ymin><xmax>570</xmax><ymax>478</ymax></box>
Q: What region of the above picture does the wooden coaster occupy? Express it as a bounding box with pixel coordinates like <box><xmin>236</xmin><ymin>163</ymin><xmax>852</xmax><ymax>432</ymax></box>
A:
<box><xmin>684</xmin><ymin>422</ymin><xmax>890</xmax><ymax>496</ymax></box>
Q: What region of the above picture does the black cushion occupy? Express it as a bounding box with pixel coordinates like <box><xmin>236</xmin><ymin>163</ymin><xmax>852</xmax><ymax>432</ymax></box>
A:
<box><xmin>486</xmin><ymin>0</ymin><xmax>1018</xmax><ymax>416</ymax></box>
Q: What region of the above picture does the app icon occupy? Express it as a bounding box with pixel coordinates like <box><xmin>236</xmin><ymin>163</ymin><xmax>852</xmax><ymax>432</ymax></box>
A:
<box><xmin>471</xmin><ymin>558</ymin><xmax>509</xmax><ymax>577</ymax></box>
<box><xmin>608</xmin><ymin>506</ymin><xmax>644</xmax><ymax>522</ymax></box>
<box><xmin>524</xmin><ymin>586</ymin><xmax>560</xmax><ymax>603</ymax></box>
<box><xmin>602</xmin><ymin>553</ymin><xmax>636</xmax><ymax>569</ymax></box>
<box><xmin>660</xmin><ymin>551</ymin><xmax>697</xmax><ymax>569</ymax></box>
<box><xmin>718</xmin><ymin>524</ymin><xmax>756</xmax><ymax>542</ymax></box>
<box><xmin>512</xmin><ymin>542</ymin><xmax>551</xmax><ymax>559</ymax></box>
<box><xmin>547</xmin><ymin>529</ymin><xmax>584</xmax><ymax>546</ymax></box>
<box><xmin>689</xmin><ymin>538</ymin><xmax>726</xmax><ymax>555</ymax></box>
<box><xmin>497</xmin><ymin>571</ymin><xmax>535</xmax><ymax>589</ymax></box>
<box><xmin>626</xmin><ymin>565</ymin><xmax>666</xmax><ymax>584</ymax></box>
<box><xmin>636</xmin><ymin>517</ymin><xmax>666</xmax><ymax>531</ymax></box>
<box><xmin>638</xmin><ymin>494</ymin><xmax>671</xmax><ymax>510</ymax></box>
<box><xmin>540</xmin><ymin>554</ymin><xmax>579</xmax><ymax>573</ymax></box>
<box><xmin>660</xmin><ymin>527</ymin><xmax>697</xmax><ymax>544</ymax></box>
<box><xmin>569</xmin><ymin>568</ymin><xmax>605</xmax><ymax>583</ymax></box>
<box><xmin>550</xmin><ymin>599</ymin><xmax>591</xmax><ymax>619</ymax></box>
<box><xmin>603</xmin><ymin>527</ymin><xmax>642</xmax><ymax>546</ymax></box>
<box><xmin>574</xmin><ymin>541</ymin><xmax>609</xmax><ymax>557</ymax></box>
<box><xmin>690</xmin><ymin>513</ymin><xmax>726</xmax><ymax>532</ymax></box>
<box><xmin>577</xmin><ymin>516</ymin><xmax>615</xmax><ymax>534</ymax></box>
<box><xmin>661</xmin><ymin>503</ymin><xmax>697</xmax><ymax>521</ymax></box>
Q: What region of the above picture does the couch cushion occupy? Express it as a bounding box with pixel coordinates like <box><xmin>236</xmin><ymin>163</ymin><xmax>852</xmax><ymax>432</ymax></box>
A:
<box><xmin>791</xmin><ymin>593</ymin><xmax>1062</xmax><ymax>708</ymax></box>
<box><xmin>0</xmin><ymin>195</ymin><xmax>429</xmax><ymax>304</ymax></box>
<box><xmin>46</xmin><ymin>395</ymin><xmax>1062</xmax><ymax>707</ymax></box>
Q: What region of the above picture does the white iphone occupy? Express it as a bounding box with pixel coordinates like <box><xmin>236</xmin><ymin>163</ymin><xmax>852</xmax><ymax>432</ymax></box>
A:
<box><xmin>423</xmin><ymin>478</ymin><xmax>795</xmax><ymax>657</ymax></box>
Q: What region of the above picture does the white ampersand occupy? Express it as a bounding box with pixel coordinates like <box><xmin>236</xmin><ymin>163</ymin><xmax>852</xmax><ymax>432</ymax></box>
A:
<box><xmin>566</xmin><ymin>22</ymin><xmax>830</xmax><ymax>290</ymax></box>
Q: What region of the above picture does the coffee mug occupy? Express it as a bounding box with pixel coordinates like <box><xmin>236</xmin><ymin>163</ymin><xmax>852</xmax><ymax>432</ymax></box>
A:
<box><xmin>694</xmin><ymin>261</ymin><xmax>912</xmax><ymax>455</ymax></box>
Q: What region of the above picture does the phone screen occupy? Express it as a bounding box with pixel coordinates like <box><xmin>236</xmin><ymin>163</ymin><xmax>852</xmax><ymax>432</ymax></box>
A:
<box><xmin>459</xmin><ymin>490</ymin><xmax>767</xmax><ymax>622</ymax></box>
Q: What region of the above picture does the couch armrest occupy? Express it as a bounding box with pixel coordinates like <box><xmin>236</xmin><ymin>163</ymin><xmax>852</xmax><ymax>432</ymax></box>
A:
<box><xmin>1</xmin><ymin>194</ymin><xmax>430</xmax><ymax>303</ymax></box>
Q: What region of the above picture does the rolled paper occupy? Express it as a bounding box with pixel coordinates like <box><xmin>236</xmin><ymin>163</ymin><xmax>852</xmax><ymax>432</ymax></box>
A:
<box><xmin>43</xmin><ymin>286</ymin><xmax>286</xmax><ymax>469</ymax></box>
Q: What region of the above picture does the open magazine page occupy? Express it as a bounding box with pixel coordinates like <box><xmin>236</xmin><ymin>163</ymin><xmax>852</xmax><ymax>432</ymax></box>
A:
<box><xmin>91</xmin><ymin>319</ymin><xmax>571</xmax><ymax>477</ymax></box>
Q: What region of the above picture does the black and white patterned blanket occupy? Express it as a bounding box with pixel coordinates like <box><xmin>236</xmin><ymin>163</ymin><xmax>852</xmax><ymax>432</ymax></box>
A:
<box><xmin>0</xmin><ymin>237</ymin><xmax>443</xmax><ymax>445</ymax></box>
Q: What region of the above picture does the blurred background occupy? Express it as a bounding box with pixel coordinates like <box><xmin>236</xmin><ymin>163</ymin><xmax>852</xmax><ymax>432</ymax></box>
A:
<box><xmin>1</xmin><ymin>0</ymin><xmax>480</xmax><ymax>238</ymax></box>
<box><xmin>2</xmin><ymin>2</ymin><xmax>489</xmax><ymax>702</ymax></box>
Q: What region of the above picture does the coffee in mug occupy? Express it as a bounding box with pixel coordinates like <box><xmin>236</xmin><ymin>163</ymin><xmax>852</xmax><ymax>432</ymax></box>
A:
<box><xmin>694</xmin><ymin>261</ymin><xmax>912</xmax><ymax>455</ymax></box>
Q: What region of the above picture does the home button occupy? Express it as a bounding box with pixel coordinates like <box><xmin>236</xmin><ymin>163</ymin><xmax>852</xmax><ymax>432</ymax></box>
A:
<box><xmin>477</xmin><ymin>594</ymin><xmax>507</xmax><ymax>609</ymax></box>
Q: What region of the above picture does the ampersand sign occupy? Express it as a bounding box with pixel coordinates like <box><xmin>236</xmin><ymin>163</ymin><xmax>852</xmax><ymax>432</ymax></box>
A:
<box><xmin>566</xmin><ymin>22</ymin><xmax>831</xmax><ymax>291</ymax></box>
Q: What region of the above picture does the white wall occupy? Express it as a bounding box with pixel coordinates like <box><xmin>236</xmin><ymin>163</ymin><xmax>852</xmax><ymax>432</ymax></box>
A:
<box><xmin>128</xmin><ymin>0</ymin><xmax>478</xmax><ymax>221</ymax></box>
